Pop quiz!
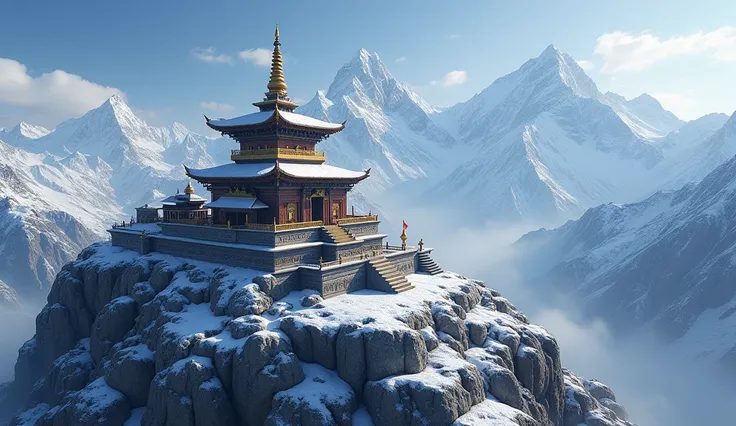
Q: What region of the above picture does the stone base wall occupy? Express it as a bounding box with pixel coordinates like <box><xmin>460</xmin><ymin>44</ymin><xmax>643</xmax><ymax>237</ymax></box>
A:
<box><xmin>151</xmin><ymin>238</ymin><xmax>277</xmax><ymax>271</ymax></box>
<box><xmin>340</xmin><ymin>221</ymin><xmax>380</xmax><ymax>237</ymax></box>
<box><xmin>109</xmin><ymin>231</ymin><xmax>140</xmax><ymax>252</ymax></box>
<box><xmin>158</xmin><ymin>223</ymin><xmax>322</xmax><ymax>247</ymax></box>
<box><xmin>386</xmin><ymin>250</ymin><xmax>417</xmax><ymax>276</ymax></box>
<box><xmin>110</xmin><ymin>228</ymin><xmax>426</xmax><ymax>299</ymax></box>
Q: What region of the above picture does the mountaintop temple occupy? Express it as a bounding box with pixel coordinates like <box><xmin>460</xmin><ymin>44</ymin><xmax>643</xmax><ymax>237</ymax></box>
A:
<box><xmin>109</xmin><ymin>26</ymin><xmax>442</xmax><ymax>299</ymax></box>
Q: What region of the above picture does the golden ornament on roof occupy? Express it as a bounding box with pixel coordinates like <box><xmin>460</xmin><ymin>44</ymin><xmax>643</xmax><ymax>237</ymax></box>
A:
<box><xmin>267</xmin><ymin>24</ymin><xmax>288</xmax><ymax>96</ymax></box>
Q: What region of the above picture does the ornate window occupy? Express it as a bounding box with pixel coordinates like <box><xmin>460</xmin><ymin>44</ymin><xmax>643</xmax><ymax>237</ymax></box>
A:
<box><xmin>287</xmin><ymin>203</ymin><xmax>297</xmax><ymax>223</ymax></box>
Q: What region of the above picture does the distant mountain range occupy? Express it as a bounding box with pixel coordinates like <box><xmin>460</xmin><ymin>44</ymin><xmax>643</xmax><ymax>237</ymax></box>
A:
<box><xmin>1</xmin><ymin>45</ymin><xmax>735</xmax><ymax>309</ymax></box>
<box><xmin>515</xmin><ymin>147</ymin><xmax>736</xmax><ymax>368</ymax></box>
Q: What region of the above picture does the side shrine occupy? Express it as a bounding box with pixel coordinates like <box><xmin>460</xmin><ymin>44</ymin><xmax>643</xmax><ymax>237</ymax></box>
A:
<box><xmin>109</xmin><ymin>26</ymin><xmax>443</xmax><ymax>300</ymax></box>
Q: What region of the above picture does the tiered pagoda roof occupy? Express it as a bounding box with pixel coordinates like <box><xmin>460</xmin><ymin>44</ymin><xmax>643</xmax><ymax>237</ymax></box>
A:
<box><xmin>188</xmin><ymin>24</ymin><xmax>369</xmax><ymax>185</ymax></box>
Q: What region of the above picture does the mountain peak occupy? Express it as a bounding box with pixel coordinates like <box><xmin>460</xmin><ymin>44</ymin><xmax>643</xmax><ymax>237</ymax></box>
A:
<box><xmin>0</xmin><ymin>122</ymin><xmax>50</xmax><ymax>141</ymax></box>
<box><xmin>524</xmin><ymin>45</ymin><xmax>600</xmax><ymax>99</ymax></box>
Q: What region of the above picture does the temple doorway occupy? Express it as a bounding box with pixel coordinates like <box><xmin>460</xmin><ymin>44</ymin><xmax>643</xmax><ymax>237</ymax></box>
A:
<box><xmin>311</xmin><ymin>197</ymin><xmax>324</xmax><ymax>222</ymax></box>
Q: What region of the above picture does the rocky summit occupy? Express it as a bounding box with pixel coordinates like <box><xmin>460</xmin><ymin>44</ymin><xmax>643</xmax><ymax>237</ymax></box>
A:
<box><xmin>0</xmin><ymin>243</ymin><xmax>631</xmax><ymax>426</ymax></box>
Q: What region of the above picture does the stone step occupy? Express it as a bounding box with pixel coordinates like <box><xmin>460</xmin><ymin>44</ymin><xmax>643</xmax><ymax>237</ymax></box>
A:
<box><xmin>380</xmin><ymin>271</ymin><xmax>404</xmax><ymax>281</ymax></box>
<box><xmin>392</xmin><ymin>285</ymin><xmax>414</xmax><ymax>294</ymax></box>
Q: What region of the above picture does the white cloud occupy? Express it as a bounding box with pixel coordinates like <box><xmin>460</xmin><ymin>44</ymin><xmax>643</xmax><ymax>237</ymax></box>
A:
<box><xmin>200</xmin><ymin>101</ymin><xmax>235</xmax><ymax>113</ymax></box>
<box><xmin>577</xmin><ymin>59</ymin><xmax>595</xmax><ymax>71</ymax></box>
<box><xmin>395</xmin><ymin>56</ymin><xmax>408</xmax><ymax>63</ymax></box>
<box><xmin>449</xmin><ymin>34</ymin><xmax>462</xmax><ymax>40</ymax></box>
<box><xmin>0</xmin><ymin>58</ymin><xmax>123</xmax><ymax>127</ymax></box>
<box><xmin>239</xmin><ymin>48</ymin><xmax>272</xmax><ymax>67</ymax></box>
<box><xmin>595</xmin><ymin>26</ymin><xmax>736</xmax><ymax>73</ymax></box>
<box><xmin>191</xmin><ymin>47</ymin><xmax>233</xmax><ymax>64</ymax></box>
<box><xmin>430</xmin><ymin>70</ymin><xmax>467</xmax><ymax>88</ymax></box>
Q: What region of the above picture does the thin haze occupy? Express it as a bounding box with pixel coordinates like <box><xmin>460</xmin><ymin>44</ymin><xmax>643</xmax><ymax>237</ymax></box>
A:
<box><xmin>383</xmin><ymin>198</ymin><xmax>736</xmax><ymax>426</ymax></box>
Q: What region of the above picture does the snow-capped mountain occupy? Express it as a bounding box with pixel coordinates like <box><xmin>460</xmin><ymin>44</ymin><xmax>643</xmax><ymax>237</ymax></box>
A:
<box><xmin>600</xmin><ymin>92</ymin><xmax>684</xmax><ymax>140</ymax></box>
<box><xmin>299</xmin><ymin>49</ymin><xmax>461</xmax><ymax>205</ymax></box>
<box><xmin>21</xmin><ymin>95</ymin><xmax>221</xmax><ymax>210</ymax></box>
<box><xmin>0</xmin><ymin>140</ymin><xmax>112</xmax><ymax>303</ymax></box>
<box><xmin>656</xmin><ymin>112</ymin><xmax>736</xmax><ymax>191</ymax></box>
<box><xmin>514</xmin><ymin>154</ymin><xmax>736</xmax><ymax>365</ymax></box>
<box><xmin>0</xmin><ymin>97</ymin><xmax>227</xmax><ymax>305</ymax></box>
<box><xmin>431</xmin><ymin>45</ymin><xmax>664</xmax><ymax>223</ymax></box>
<box><xmin>0</xmin><ymin>123</ymin><xmax>50</xmax><ymax>147</ymax></box>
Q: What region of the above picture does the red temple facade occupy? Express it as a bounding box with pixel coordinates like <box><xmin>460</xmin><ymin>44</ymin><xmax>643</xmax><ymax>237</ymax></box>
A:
<box><xmin>186</xmin><ymin>25</ymin><xmax>369</xmax><ymax>227</ymax></box>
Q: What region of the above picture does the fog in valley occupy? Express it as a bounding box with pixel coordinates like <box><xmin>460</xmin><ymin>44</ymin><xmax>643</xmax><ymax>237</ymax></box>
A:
<box><xmin>391</xmin><ymin>201</ymin><xmax>736</xmax><ymax>426</ymax></box>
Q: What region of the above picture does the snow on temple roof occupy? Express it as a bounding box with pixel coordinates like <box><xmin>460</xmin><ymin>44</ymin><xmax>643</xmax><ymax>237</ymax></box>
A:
<box><xmin>186</xmin><ymin>162</ymin><xmax>276</xmax><ymax>178</ymax></box>
<box><xmin>279</xmin><ymin>111</ymin><xmax>344</xmax><ymax>130</ymax></box>
<box><xmin>278</xmin><ymin>162</ymin><xmax>367</xmax><ymax>179</ymax></box>
<box><xmin>204</xmin><ymin>196</ymin><xmax>269</xmax><ymax>210</ymax></box>
<box><xmin>207</xmin><ymin>111</ymin><xmax>273</xmax><ymax>127</ymax></box>
<box><xmin>207</xmin><ymin>110</ymin><xmax>343</xmax><ymax>130</ymax></box>
<box><xmin>186</xmin><ymin>161</ymin><xmax>368</xmax><ymax>180</ymax></box>
<box><xmin>160</xmin><ymin>193</ymin><xmax>207</xmax><ymax>205</ymax></box>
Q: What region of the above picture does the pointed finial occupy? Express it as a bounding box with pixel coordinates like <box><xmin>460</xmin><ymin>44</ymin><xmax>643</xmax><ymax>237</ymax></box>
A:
<box><xmin>267</xmin><ymin>24</ymin><xmax>287</xmax><ymax>96</ymax></box>
<box><xmin>185</xmin><ymin>180</ymin><xmax>195</xmax><ymax>195</ymax></box>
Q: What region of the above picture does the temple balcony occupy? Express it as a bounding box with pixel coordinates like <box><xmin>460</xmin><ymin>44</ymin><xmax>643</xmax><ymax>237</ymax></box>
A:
<box><xmin>230</xmin><ymin>147</ymin><xmax>326</xmax><ymax>162</ymax></box>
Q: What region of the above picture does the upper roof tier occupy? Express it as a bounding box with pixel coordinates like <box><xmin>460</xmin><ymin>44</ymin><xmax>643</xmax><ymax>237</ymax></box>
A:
<box><xmin>206</xmin><ymin>108</ymin><xmax>344</xmax><ymax>132</ymax></box>
<box><xmin>204</xmin><ymin>25</ymin><xmax>345</xmax><ymax>138</ymax></box>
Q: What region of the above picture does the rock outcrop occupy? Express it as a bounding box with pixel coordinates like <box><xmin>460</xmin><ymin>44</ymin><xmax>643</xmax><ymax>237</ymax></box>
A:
<box><xmin>0</xmin><ymin>243</ymin><xmax>633</xmax><ymax>426</ymax></box>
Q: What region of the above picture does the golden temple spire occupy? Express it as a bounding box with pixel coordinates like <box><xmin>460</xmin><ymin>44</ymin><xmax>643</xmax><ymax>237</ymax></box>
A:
<box><xmin>184</xmin><ymin>181</ymin><xmax>195</xmax><ymax>195</ymax></box>
<box><xmin>266</xmin><ymin>24</ymin><xmax>288</xmax><ymax>96</ymax></box>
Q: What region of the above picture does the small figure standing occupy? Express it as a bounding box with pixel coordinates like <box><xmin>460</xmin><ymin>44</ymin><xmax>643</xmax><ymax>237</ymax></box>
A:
<box><xmin>418</xmin><ymin>239</ymin><xmax>424</xmax><ymax>252</ymax></box>
<box><xmin>400</xmin><ymin>220</ymin><xmax>408</xmax><ymax>250</ymax></box>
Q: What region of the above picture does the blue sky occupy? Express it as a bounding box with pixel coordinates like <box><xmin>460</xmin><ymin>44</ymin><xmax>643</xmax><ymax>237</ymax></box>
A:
<box><xmin>1</xmin><ymin>0</ymin><xmax>735</xmax><ymax>133</ymax></box>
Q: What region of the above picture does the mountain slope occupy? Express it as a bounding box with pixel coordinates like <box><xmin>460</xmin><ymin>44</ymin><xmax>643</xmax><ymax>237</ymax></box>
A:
<box><xmin>600</xmin><ymin>92</ymin><xmax>684</xmax><ymax>140</ymax></box>
<box><xmin>0</xmin><ymin>140</ymin><xmax>114</xmax><ymax>302</ymax></box>
<box><xmin>656</xmin><ymin>112</ymin><xmax>736</xmax><ymax>191</ymax></box>
<box><xmin>515</xmin><ymin>154</ymin><xmax>736</xmax><ymax>366</ymax></box>
<box><xmin>299</xmin><ymin>49</ymin><xmax>461</xmax><ymax>204</ymax></box>
<box><xmin>432</xmin><ymin>45</ymin><xmax>661</xmax><ymax>223</ymax></box>
<box><xmin>0</xmin><ymin>123</ymin><xmax>50</xmax><ymax>147</ymax></box>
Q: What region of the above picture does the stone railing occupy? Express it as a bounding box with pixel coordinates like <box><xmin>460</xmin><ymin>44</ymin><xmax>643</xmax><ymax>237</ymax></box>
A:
<box><xmin>231</xmin><ymin>148</ymin><xmax>326</xmax><ymax>162</ymax></box>
<box><xmin>336</xmin><ymin>215</ymin><xmax>379</xmax><ymax>225</ymax></box>
<box><xmin>384</xmin><ymin>242</ymin><xmax>416</xmax><ymax>252</ymax></box>
<box><xmin>242</xmin><ymin>220</ymin><xmax>323</xmax><ymax>232</ymax></box>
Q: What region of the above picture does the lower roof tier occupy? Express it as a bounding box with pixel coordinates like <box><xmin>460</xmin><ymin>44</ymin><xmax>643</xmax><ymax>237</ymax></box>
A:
<box><xmin>185</xmin><ymin>161</ymin><xmax>370</xmax><ymax>184</ymax></box>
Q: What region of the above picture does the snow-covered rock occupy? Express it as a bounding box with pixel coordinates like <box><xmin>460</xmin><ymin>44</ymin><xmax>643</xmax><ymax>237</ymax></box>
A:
<box><xmin>0</xmin><ymin>123</ymin><xmax>50</xmax><ymax>147</ymax></box>
<box><xmin>0</xmin><ymin>243</ymin><xmax>632</xmax><ymax>426</ymax></box>
<box><xmin>515</xmin><ymin>153</ymin><xmax>736</xmax><ymax>366</ymax></box>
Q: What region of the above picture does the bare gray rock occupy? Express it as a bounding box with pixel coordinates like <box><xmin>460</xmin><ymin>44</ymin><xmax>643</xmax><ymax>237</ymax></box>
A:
<box><xmin>231</xmin><ymin>331</ymin><xmax>304</xmax><ymax>426</ymax></box>
<box><xmin>227</xmin><ymin>284</ymin><xmax>272</xmax><ymax>317</ymax></box>
<box><xmin>142</xmin><ymin>356</ymin><xmax>237</xmax><ymax>426</ymax></box>
<box><xmin>105</xmin><ymin>344</ymin><xmax>155</xmax><ymax>408</ymax></box>
<box><xmin>364</xmin><ymin>347</ymin><xmax>484</xmax><ymax>426</ymax></box>
<box><xmin>90</xmin><ymin>296</ymin><xmax>138</xmax><ymax>363</ymax></box>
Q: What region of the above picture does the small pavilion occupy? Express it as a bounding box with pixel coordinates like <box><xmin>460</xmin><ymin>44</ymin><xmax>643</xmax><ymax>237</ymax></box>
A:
<box><xmin>160</xmin><ymin>182</ymin><xmax>208</xmax><ymax>224</ymax></box>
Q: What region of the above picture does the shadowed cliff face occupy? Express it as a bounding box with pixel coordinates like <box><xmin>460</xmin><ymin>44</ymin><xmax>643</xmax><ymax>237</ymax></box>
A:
<box><xmin>0</xmin><ymin>242</ymin><xmax>631</xmax><ymax>426</ymax></box>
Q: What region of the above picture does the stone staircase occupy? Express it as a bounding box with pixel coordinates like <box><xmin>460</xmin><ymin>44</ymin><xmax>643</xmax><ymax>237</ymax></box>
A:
<box><xmin>322</xmin><ymin>225</ymin><xmax>356</xmax><ymax>244</ymax></box>
<box><xmin>417</xmin><ymin>251</ymin><xmax>443</xmax><ymax>275</ymax></box>
<box><xmin>368</xmin><ymin>256</ymin><xmax>414</xmax><ymax>293</ymax></box>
